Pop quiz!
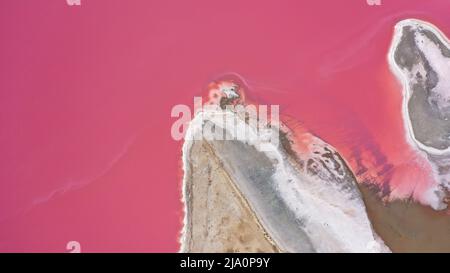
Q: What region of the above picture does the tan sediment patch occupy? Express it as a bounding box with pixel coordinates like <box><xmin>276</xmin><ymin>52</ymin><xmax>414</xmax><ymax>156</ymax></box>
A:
<box><xmin>359</xmin><ymin>183</ymin><xmax>450</xmax><ymax>253</ymax></box>
<box><xmin>182</xmin><ymin>140</ymin><xmax>280</xmax><ymax>253</ymax></box>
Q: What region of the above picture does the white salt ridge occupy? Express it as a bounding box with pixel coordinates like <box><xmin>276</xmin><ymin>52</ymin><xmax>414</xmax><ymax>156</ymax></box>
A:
<box><xmin>388</xmin><ymin>19</ymin><xmax>450</xmax><ymax>210</ymax></box>
<box><xmin>389</xmin><ymin>19</ymin><xmax>450</xmax><ymax>156</ymax></box>
<box><xmin>181</xmin><ymin>106</ymin><xmax>390</xmax><ymax>252</ymax></box>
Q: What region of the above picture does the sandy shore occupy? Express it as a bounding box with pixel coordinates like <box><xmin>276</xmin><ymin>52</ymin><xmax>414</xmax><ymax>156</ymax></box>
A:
<box><xmin>180</xmin><ymin>139</ymin><xmax>279</xmax><ymax>252</ymax></box>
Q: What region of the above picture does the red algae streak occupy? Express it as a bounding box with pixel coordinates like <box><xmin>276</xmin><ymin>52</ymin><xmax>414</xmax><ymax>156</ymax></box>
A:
<box><xmin>325</xmin><ymin>57</ymin><xmax>439</xmax><ymax>206</ymax></box>
<box><xmin>1</xmin><ymin>0</ymin><xmax>450</xmax><ymax>252</ymax></box>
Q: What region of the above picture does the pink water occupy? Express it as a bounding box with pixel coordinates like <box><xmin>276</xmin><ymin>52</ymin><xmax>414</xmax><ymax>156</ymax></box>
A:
<box><xmin>1</xmin><ymin>0</ymin><xmax>449</xmax><ymax>252</ymax></box>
